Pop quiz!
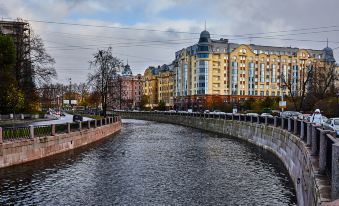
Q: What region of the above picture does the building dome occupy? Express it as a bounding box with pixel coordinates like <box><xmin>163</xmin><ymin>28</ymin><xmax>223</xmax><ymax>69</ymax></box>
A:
<box><xmin>122</xmin><ymin>64</ymin><xmax>133</xmax><ymax>76</ymax></box>
<box><xmin>199</xmin><ymin>30</ymin><xmax>211</xmax><ymax>43</ymax></box>
<box><xmin>322</xmin><ymin>47</ymin><xmax>336</xmax><ymax>63</ymax></box>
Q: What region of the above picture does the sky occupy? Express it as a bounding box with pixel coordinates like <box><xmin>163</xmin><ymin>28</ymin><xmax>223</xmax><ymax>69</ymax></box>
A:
<box><xmin>0</xmin><ymin>0</ymin><xmax>339</xmax><ymax>84</ymax></box>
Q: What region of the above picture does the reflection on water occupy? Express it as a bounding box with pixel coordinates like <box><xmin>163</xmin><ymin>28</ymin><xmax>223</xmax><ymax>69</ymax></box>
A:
<box><xmin>0</xmin><ymin>119</ymin><xmax>297</xmax><ymax>205</ymax></box>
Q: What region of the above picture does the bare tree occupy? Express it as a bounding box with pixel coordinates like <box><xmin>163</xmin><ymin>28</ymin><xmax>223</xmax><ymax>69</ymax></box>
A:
<box><xmin>312</xmin><ymin>61</ymin><xmax>338</xmax><ymax>99</ymax></box>
<box><xmin>282</xmin><ymin>64</ymin><xmax>314</xmax><ymax>111</ymax></box>
<box><xmin>88</xmin><ymin>47</ymin><xmax>122</xmax><ymax>116</ymax></box>
<box><xmin>30</xmin><ymin>32</ymin><xmax>57</xmax><ymax>87</ymax></box>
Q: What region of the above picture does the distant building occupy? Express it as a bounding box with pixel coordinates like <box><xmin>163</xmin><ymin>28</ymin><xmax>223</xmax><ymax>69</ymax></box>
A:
<box><xmin>109</xmin><ymin>64</ymin><xmax>144</xmax><ymax>110</ymax></box>
<box><xmin>172</xmin><ymin>29</ymin><xmax>336</xmax><ymax>110</ymax></box>
<box><xmin>143</xmin><ymin>66</ymin><xmax>159</xmax><ymax>109</ymax></box>
<box><xmin>158</xmin><ymin>64</ymin><xmax>175</xmax><ymax>108</ymax></box>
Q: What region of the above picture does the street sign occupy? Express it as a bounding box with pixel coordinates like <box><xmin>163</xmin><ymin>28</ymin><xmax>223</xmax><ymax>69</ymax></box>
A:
<box><xmin>279</xmin><ymin>101</ymin><xmax>287</xmax><ymax>108</ymax></box>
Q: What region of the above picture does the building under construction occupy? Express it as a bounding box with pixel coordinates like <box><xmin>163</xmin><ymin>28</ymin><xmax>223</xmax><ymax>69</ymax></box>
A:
<box><xmin>0</xmin><ymin>19</ymin><xmax>34</xmax><ymax>104</ymax></box>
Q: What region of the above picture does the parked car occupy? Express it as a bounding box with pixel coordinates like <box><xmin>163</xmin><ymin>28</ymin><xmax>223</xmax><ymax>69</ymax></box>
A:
<box><xmin>322</xmin><ymin>118</ymin><xmax>339</xmax><ymax>137</ymax></box>
<box><xmin>73</xmin><ymin>114</ymin><xmax>83</xmax><ymax>122</ymax></box>
<box><xmin>210</xmin><ymin>110</ymin><xmax>226</xmax><ymax>115</ymax></box>
<box><xmin>246</xmin><ymin>113</ymin><xmax>259</xmax><ymax>116</ymax></box>
<box><xmin>260</xmin><ymin>113</ymin><xmax>273</xmax><ymax>118</ymax></box>
<box><xmin>280</xmin><ymin>111</ymin><xmax>302</xmax><ymax>119</ymax></box>
<box><xmin>203</xmin><ymin>110</ymin><xmax>210</xmax><ymax>114</ymax></box>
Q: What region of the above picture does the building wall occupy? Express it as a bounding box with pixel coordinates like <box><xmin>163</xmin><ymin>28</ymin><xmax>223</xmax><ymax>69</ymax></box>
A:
<box><xmin>175</xmin><ymin>44</ymin><xmax>320</xmax><ymax>99</ymax></box>
<box><xmin>158</xmin><ymin>70</ymin><xmax>174</xmax><ymax>107</ymax></box>
<box><xmin>143</xmin><ymin>67</ymin><xmax>158</xmax><ymax>108</ymax></box>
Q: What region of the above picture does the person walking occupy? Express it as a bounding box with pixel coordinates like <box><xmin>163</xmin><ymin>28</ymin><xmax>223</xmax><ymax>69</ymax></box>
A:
<box><xmin>310</xmin><ymin>109</ymin><xmax>323</xmax><ymax>125</ymax></box>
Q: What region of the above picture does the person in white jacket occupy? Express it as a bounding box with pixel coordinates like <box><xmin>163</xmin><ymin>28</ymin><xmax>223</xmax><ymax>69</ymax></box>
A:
<box><xmin>310</xmin><ymin>109</ymin><xmax>323</xmax><ymax>125</ymax></box>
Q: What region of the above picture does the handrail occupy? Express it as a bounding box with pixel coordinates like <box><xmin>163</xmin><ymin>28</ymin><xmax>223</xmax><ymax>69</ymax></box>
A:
<box><xmin>118</xmin><ymin>110</ymin><xmax>339</xmax><ymax>200</ymax></box>
<box><xmin>0</xmin><ymin>115</ymin><xmax>120</xmax><ymax>142</ymax></box>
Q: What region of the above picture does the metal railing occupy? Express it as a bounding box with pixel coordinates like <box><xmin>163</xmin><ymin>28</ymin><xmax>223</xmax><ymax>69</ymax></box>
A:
<box><xmin>0</xmin><ymin>115</ymin><xmax>121</xmax><ymax>142</ymax></box>
<box><xmin>119</xmin><ymin>110</ymin><xmax>339</xmax><ymax>199</ymax></box>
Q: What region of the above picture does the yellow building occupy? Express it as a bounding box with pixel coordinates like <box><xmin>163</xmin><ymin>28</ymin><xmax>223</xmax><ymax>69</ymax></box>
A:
<box><xmin>174</xmin><ymin>30</ymin><xmax>334</xmax><ymax>105</ymax></box>
<box><xmin>157</xmin><ymin>64</ymin><xmax>175</xmax><ymax>108</ymax></box>
<box><xmin>143</xmin><ymin>66</ymin><xmax>159</xmax><ymax>109</ymax></box>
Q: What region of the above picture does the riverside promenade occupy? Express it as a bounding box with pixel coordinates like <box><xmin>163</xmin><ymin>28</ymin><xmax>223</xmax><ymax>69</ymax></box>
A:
<box><xmin>119</xmin><ymin>111</ymin><xmax>339</xmax><ymax>206</ymax></box>
<box><xmin>0</xmin><ymin>115</ymin><xmax>121</xmax><ymax>168</ymax></box>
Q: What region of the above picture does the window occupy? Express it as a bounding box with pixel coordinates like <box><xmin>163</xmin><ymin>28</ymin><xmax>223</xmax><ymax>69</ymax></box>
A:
<box><xmin>260</xmin><ymin>63</ymin><xmax>265</xmax><ymax>82</ymax></box>
<box><xmin>197</xmin><ymin>53</ymin><xmax>209</xmax><ymax>58</ymax></box>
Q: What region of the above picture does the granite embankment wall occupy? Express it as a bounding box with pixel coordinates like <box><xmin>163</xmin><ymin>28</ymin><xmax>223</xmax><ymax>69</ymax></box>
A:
<box><xmin>120</xmin><ymin>112</ymin><xmax>334</xmax><ymax>206</ymax></box>
<box><xmin>0</xmin><ymin>120</ymin><xmax>121</xmax><ymax>168</ymax></box>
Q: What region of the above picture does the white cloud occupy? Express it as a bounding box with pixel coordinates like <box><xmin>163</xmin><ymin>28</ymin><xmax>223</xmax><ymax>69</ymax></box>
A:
<box><xmin>0</xmin><ymin>0</ymin><xmax>338</xmax><ymax>84</ymax></box>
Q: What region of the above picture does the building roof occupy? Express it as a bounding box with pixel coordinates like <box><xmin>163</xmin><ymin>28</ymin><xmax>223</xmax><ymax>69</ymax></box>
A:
<box><xmin>176</xmin><ymin>29</ymin><xmax>334</xmax><ymax>61</ymax></box>
<box><xmin>122</xmin><ymin>64</ymin><xmax>133</xmax><ymax>76</ymax></box>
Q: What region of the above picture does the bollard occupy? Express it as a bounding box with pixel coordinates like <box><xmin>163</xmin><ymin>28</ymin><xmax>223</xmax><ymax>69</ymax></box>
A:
<box><xmin>307</xmin><ymin>123</ymin><xmax>312</xmax><ymax>146</ymax></box>
<box><xmin>95</xmin><ymin>119</ymin><xmax>97</xmax><ymax>128</ymax></box>
<box><xmin>281</xmin><ymin>117</ymin><xmax>284</xmax><ymax>129</ymax></box>
<box><xmin>29</xmin><ymin>125</ymin><xmax>34</xmax><ymax>138</ymax></box>
<box><xmin>250</xmin><ymin>115</ymin><xmax>253</xmax><ymax>123</ymax></box>
<box><xmin>0</xmin><ymin>127</ymin><xmax>3</xmax><ymax>144</ymax></box>
<box><xmin>300</xmin><ymin>121</ymin><xmax>305</xmax><ymax>140</ymax></box>
<box><xmin>257</xmin><ymin>116</ymin><xmax>260</xmax><ymax>124</ymax></box>
<box><xmin>51</xmin><ymin>124</ymin><xmax>55</xmax><ymax>136</ymax></box>
<box><xmin>319</xmin><ymin>130</ymin><xmax>331</xmax><ymax>174</ymax></box>
<box><xmin>100</xmin><ymin>119</ymin><xmax>103</xmax><ymax>126</ymax></box>
<box><xmin>288</xmin><ymin>118</ymin><xmax>292</xmax><ymax>132</ymax></box>
<box><xmin>311</xmin><ymin>125</ymin><xmax>320</xmax><ymax>155</ymax></box>
<box><xmin>332</xmin><ymin>143</ymin><xmax>339</xmax><ymax>199</ymax></box>
<box><xmin>88</xmin><ymin>121</ymin><xmax>91</xmax><ymax>129</ymax></box>
<box><xmin>232</xmin><ymin>114</ymin><xmax>234</xmax><ymax>121</ymax></box>
<box><xmin>105</xmin><ymin>118</ymin><xmax>107</xmax><ymax>125</ymax></box>
<box><xmin>265</xmin><ymin>116</ymin><xmax>268</xmax><ymax>125</ymax></box>
<box><xmin>294</xmin><ymin>119</ymin><xmax>298</xmax><ymax>135</ymax></box>
<box><xmin>67</xmin><ymin>123</ymin><xmax>71</xmax><ymax>133</ymax></box>
<box><xmin>274</xmin><ymin>116</ymin><xmax>277</xmax><ymax>127</ymax></box>
<box><xmin>79</xmin><ymin>122</ymin><xmax>82</xmax><ymax>131</ymax></box>
<box><xmin>238</xmin><ymin>114</ymin><xmax>241</xmax><ymax>121</ymax></box>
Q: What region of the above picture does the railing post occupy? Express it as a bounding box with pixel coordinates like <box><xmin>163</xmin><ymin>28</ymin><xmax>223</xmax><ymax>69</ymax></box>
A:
<box><xmin>88</xmin><ymin>121</ymin><xmax>91</xmax><ymax>129</ymax></box>
<box><xmin>231</xmin><ymin>114</ymin><xmax>234</xmax><ymax>121</ymax></box>
<box><xmin>294</xmin><ymin>119</ymin><xmax>298</xmax><ymax>135</ymax></box>
<box><xmin>319</xmin><ymin>130</ymin><xmax>331</xmax><ymax>174</ymax></box>
<box><xmin>238</xmin><ymin>114</ymin><xmax>241</xmax><ymax>121</ymax></box>
<box><xmin>100</xmin><ymin>119</ymin><xmax>103</xmax><ymax>126</ymax></box>
<box><xmin>300</xmin><ymin>121</ymin><xmax>305</xmax><ymax>140</ymax></box>
<box><xmin>94</xmin><ymin>120</ymin><xmax>97</xmax><ymax>128</ymax></box>
<box><xmin>79</xmin><ymin>122</ymin><xmax>82</xmax><ymax>131</ymax></box>
<box><xmin>265</xmin><ymin>116</ymin><xmax>268</xmax><ymax>125</ymax></box>
<box><xmin>288</xmin><ymin>118</ymin><xmax>292</xmax><ymax>132</ymax></box>
<box><xmin>306</xmin><ymin>123</ymin><xmax>312</xmax><ymax>146</ymax></box>
<box><xmin>257</xmin><ymin>116</ymin><xmax>260</xmax><ymax>124</ymax></box>
<box><xmin>67</xmin><ymin>123</ymin><xmax>71</xmax><ymax>133</ymax></box>
<box><xmin>332</xmin><ymin>142</ymin><xmax>339</xmax><ymax>199</ymax></box>
<box><xmin>281</xmin><ymin>117</ymin><xmax>284</xmax><ymax>129</ymax></box>
<box><xmin>250</xmin><ymin>115</ymin><xmax>253</xmax><ymax>123</ymax></box>
<box><xmin>311</xmin><ymin>125</ymin><xmax>320</xmax><ymax>155</ymax></box>
<box><xmin>51</xmin><ymin>124</ymin><xmax>55</xmax><ymax>136</ymax></box>
<box><xmin>274</xmin><ymin>116</ymin><xmax>277</xmax><ymax>127</ymax></box>
<box><xmin>29</xmin><ymin>125</ymin><xmax>34</xmax><ymax>138</ymax></box>
<box><xmin>0</xmin><ymin>127</ymin><xmax>3</xmax><ymax>143</ymax></box>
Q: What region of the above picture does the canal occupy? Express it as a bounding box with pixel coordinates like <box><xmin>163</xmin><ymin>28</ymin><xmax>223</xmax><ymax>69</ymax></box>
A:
<box><xmin>0</xmin><ymin>119</ymin><xmax>297</xmax><ymax>205</ymax></box>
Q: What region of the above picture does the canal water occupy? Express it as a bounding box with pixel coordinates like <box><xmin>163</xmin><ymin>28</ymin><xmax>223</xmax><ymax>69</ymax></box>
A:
<box><xmin>0</xmin><ymin>119</ymin><xmax>297</xmax><ymax>205</ymax></box>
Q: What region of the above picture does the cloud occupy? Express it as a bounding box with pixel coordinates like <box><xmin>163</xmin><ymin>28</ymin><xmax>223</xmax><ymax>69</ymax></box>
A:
<box><xmin>0</xmin><ymin>0</ymin><xmax>338</xmax><ymax>84</ymax></box>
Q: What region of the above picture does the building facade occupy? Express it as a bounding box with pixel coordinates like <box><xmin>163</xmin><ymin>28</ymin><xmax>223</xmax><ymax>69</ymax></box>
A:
<box><xmin>143</xmin><ymin>66</ymin><xmax>159</xmax><ymax>109</ymax></box>
<box><xmin>158</xmin><ymin>64</ymin><xmax>175</xmax><ymax>108</ymax></box>
<box><xmin>109</xmin><ymin>64</ymin><xmax>144</xmax><ymax>110</ymax></box>
<box><xmin>173</xmin><ymin>29</ymin><xmax>335</xmax><ymax>109</ymax></box>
